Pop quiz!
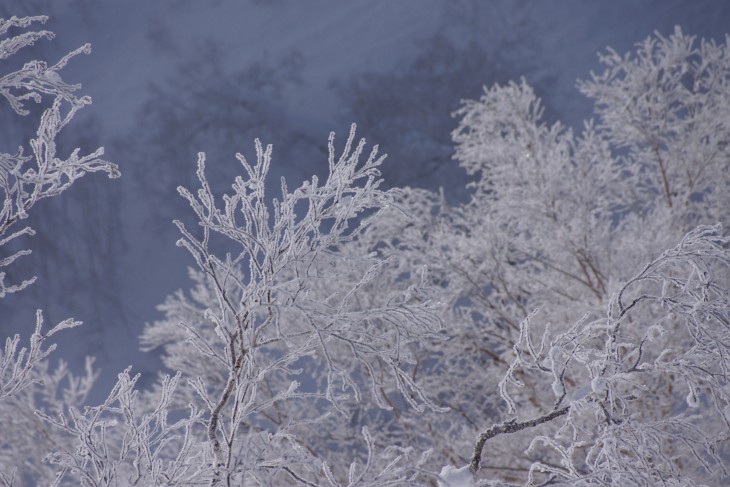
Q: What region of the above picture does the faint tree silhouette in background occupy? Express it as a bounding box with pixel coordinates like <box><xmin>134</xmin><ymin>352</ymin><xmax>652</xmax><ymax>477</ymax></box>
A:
<box><xmin>119</xmin><ymin>41</ymin><xmax>314</xmax><ymax>235</ymax></box>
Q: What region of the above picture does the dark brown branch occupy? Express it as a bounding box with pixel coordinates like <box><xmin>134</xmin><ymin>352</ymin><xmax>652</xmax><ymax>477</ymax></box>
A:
<box><xmin>470</xmin><ymin>406</ymin><xmax>571</xmax><ymax>474</ymax></box>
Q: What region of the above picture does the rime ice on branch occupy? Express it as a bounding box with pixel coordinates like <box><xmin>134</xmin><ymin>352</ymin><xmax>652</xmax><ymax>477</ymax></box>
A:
<box><xmin>0</xmin><ymin>15</ymin><xmax>119</xmax><ymax>298</ymax></box>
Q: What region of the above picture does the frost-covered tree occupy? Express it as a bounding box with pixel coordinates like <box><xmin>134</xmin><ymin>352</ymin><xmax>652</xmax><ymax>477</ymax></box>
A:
<box><xmin>1</xmin><ymin>15</ymin><xmax>730</xmax><ymax>487</ymax></box>
<box><xmin>39</xmin><ymin>126</ymin><xmax>443</xmax><ymax>486</ymax></box>
<box><xmin>358</xmin><ymin>27</ymin><xmax>730</xmax><ymax>485</ymax></box>
<box><xmin>0</xmin><ymin>15</ymin><xmax>118</xmax><ymax>486</ymax></box>
<box><xmin>0</xmin><ymin>15</ymin><xmax>119</xmax><ymax>297</ymax></box>
<box><xmin>0</xmin><ymin>4</ymin><xmax>126</xmax><ymax>367</ymax></box>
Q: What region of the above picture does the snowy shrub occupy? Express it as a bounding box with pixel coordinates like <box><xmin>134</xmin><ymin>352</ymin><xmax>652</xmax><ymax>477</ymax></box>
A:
<box><xmin>1</xmin><ymin>15</ymin><xmax>729</xmax><ymax>487</ymax></box>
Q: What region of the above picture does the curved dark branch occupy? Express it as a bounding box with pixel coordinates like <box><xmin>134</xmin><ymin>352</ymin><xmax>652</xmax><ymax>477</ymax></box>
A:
<box><xmin>470</xmin><ymin>406</ymin><xmax>571</xmax><ymax>474</ymax></box>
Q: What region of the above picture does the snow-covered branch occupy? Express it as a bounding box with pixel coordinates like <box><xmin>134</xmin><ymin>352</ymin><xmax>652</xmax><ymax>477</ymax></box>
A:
<box><xmin>0</xmin><ymin>15</ymin><xmax>119</xmax><ymax>298</ymax></box>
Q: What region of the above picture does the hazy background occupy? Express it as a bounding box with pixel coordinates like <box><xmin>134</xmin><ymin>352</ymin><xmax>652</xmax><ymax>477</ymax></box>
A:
<box><xmin>1</xmin><ymin>0</ymin><xmax>728</xmax><ymax>401</ymax></box>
